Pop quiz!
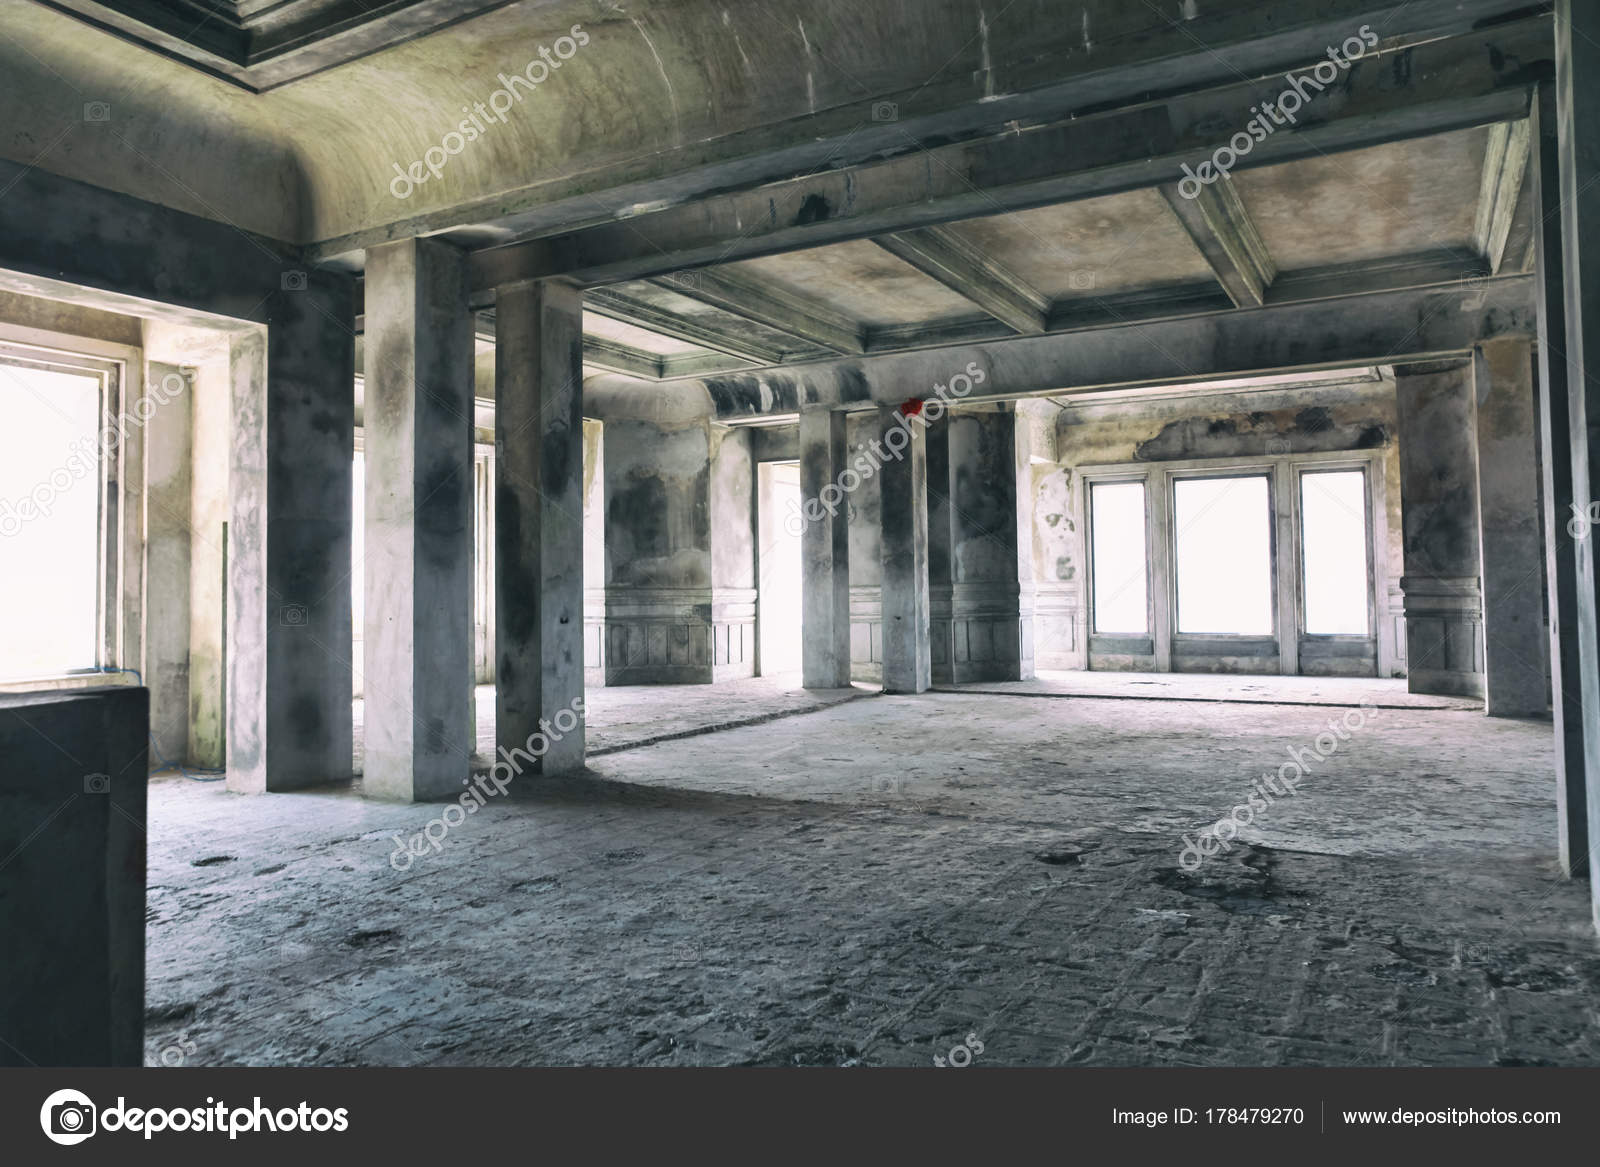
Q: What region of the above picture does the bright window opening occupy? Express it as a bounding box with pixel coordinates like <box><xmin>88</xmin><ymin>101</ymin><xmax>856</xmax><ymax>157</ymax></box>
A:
<box><xmin>0</xmin><ymin>362</ymin><xmax>103</xmax><ymax>680</ymax></box>
<box><xmin>1301</xmin><ymin>470</ymin><xmax>1370</xmax><ymax>635</ymax></box>
<box><xmin>757</xmin><ymin>462</ymin><xmax>803</xmax><ymax>673</ymax></box>
<box><xmin>1090</xmin><ymin>480</ymin><xmax>1148</xmax><ymax>635</ymax></box>
<box><xmin>1174</xmin><ymin>475</ymin><xmax>1272</xmax><ymax>636</ymax></box>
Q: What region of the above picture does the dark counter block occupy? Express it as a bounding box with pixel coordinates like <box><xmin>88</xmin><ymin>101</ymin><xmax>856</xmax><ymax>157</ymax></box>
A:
<box><xmin>0</xmin><ymin>686</ymin><xmax>147</xmax><ymax>1067</ymax></box>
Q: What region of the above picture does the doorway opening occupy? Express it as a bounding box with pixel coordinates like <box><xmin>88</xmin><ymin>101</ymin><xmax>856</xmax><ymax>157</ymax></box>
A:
<box><xmin>757</xmin><ymin>461</ymin><xmax>803</xmax><ymax>676</ymax></box>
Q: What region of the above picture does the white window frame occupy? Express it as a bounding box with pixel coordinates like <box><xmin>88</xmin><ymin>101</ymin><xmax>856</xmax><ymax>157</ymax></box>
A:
<box><xmin>1075</xmin><ymin>449</ymin><xmax>1391</xmax><ymax>675</ymax></box>
<box><xmin>0</xmin><ymin>340</ymin><xmax>131</xmax><ymax>682</ymax></box>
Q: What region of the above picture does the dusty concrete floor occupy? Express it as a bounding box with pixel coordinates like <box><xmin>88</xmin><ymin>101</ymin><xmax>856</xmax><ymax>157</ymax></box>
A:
<box><xmin>351</xmin><ymin>673</ymin><xmax>871</xmax><ymax>773</ymax></box>
<box><xmin>146</xmin><ymin>686</ymin><xmax>1600</xmax><ymax>1068</ymax></box>
<box><xmin>953</xmin><ymin>670</ymin><xmax>1483</xmax><ymax>710</ymax></box>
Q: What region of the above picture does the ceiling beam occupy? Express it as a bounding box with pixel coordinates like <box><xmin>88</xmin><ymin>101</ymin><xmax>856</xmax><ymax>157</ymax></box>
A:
<box><xmin>873</xmin><ymin>227</ymin><xmax>1048</xmax><ymax>333</ymax></box>
<box><xmin>581</xmin><ymin>336</ymin><xmax>662</xmax><ymax>380</ymax></box>
<box><xmin>1159</xmin><ymin>178</ymin><xmax>1277</xmax><ymax>308</ymax></box>
<box><xmin>649</xmin><ymin>276</ymin><xmax>1536</xmax><ymax>422</ymax></box>
<box><xmin>1266</xmin><ymin>248</ymin><xmax>1488</xmax><ymax>304</ymax></box>
<box><xmin>466</xmin><ymin>20</ymin><xmax>1546</xmax><ymax>296</ymax></box>
<box><xmin>650</xmin><ymin>270</ymin><xmax>865</xmax><ymax>355</ymax></box>
<box><xmin>1474</xmin><ymin>119</ymin><xmax>1535</xmax><ymax>273</ymax></box>
<box><xmin>584</xmin><ymin>287</ymin><xmax>789</xmax><ymax>366</ymax></box>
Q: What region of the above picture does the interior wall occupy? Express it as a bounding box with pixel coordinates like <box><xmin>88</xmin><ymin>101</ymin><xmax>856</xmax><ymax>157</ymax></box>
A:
<box><xmin>1042</xmin><ymin>379</ymin><xmax>1405</xmax><ymax>675</ymax></box>
<box><xmin>187</xmin><ymin>361</ymin><xmax>229</xmax><ymax>767</ymax></box>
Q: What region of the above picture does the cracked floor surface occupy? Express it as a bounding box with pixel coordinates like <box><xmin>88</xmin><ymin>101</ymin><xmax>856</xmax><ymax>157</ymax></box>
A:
<box><xmin>145</xmin><ymin>689</ymin><xmax>1600</xmax><ymax>1067</ymax></box>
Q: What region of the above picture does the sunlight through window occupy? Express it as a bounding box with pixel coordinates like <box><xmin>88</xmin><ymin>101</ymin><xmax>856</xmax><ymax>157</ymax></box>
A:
<box><xmin>1301</xmin><ymin>470</ymin><xmax>1370</xmax><ymax>635</ymax></box>
<box><xmin>0</xmin><ymin>363</ymin><xmax>102</xmax><ymax>680</ymax></box>
<box><xmin>1174</xmin><ymin>475</ymin><xmax>1272</xmax><ymax>636</ymax></box>
<box><xmin>1091</xmin><ymin>480</ymin><xmax>1148</xmax><ymax>635</ymax></box>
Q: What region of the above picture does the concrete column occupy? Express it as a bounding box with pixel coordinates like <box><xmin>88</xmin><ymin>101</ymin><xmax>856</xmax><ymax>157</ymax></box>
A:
<box><xmin>878</xmin><ymin>406</ymin><xmax>931</xmax><ymax>693</ymax></box>
<box><xmin>141</xmin><ymin>359</ymin><xmax>193</xmax><ymax>765</ymax></box>
<box><xmin>582</xmin><ymin>418</ymin><xmax>606</xmax><ymax>689</ymax></box>
<box><xmin>1532</xmin><ymin>81</ymin><xmax>1588</xmax><ymax>877</ymax></box>
<box><xmin>496</xmin><ymin>280</ymin><xmax>585</xmax><ymax>776</ymax></box>
<box><xmin>933</xmin><ymin>406</ymin><xmax>1036</xmax><ymax>682</ymax></box>
<box><xmin>187</xmin><ymin>359</ymin><xmax>229</xmax><ymax>769</ymax></box>
<box><xmin>1555</xmin><ymin>0</ymin><xmax>1600</xmax><ymax>914</ymax></box>
<box><xmin>926</xmin><ymin>417</ymin><xmax>955</xmax><ymax>683</ymax></box>
<box><xmin>1472</xmin><ymin>339</ymin><xmax>1548</xmax><ymax>717</ymax></box>
<box><xmin>709</xmin><ymin>424</ymin><xmax>758</xmax><ymax>680</ymax></box>
<box><xmin>227</xmin><ymin>276</ymin><xmax>356</xmax><ymax>793</ymax></box>
<box><xmin>362</xmin><ymin>238</ymin><xmax>474</xmax><ymax>801</ymax></box>
<box><xmin>799</xmin><ymin>410</ymin><xmax>851</xmax><ymax>688</ymax></box>
<box><xmin>1393</xmin><ymin>361</ymin><xmax>1484</xmax><ymax>700</ymax></box>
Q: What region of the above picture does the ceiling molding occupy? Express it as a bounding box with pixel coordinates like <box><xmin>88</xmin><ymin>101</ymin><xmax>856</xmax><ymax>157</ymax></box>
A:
<box><xmin>1474</xmin><ymin>118</ymin><xmax>1535</xmax><ymax>274</ymax></box>
<box><xmin>584</xmin><ymin>287</ymin><xmax>789</xmax><ymax>366</ymax></box>
<box><xmin>650</xmin><ymin>270</ymin><xmax>866</xmax><ymax>356</ymax></box>
<box><xmin>1159</xmin><ymin>178</ymin><xmax>1277</xmax><ymax>308</ymax></box>
<box><xmin>872</xmin><ymin>226</ymin><xmax>1048</xmax><ymax>333</ymax></box>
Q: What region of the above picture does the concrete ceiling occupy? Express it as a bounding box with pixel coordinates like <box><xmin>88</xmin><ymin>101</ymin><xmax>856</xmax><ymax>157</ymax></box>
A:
<box><xmin>0</xmin><ymin>0</ymin><xmax>1548</xmax><ymax>407</ymax></box>
<box><xmin>2</xmin><ymin>0</ymin><xmax>1539</xmax><ymax>249</ymax></box>
<box><xmin>570</xmin><ymin>123</ymin><xmax>1520</xmax><ymax>384</ymax></box>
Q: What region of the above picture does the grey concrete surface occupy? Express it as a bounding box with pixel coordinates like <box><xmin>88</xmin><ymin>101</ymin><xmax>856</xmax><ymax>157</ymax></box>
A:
<box><xmin>943</xmin><ymin>670</ymin><xmax>1482</xmax><ymax>710</ymax></box>
<box><xmin>879</xmin><ymin>405</ymin><xmax>931</xmax><ymax>694</ymax></box>
<box><xmin>3</xmin><ymin>686</ymin><xmax>147</xmax><ymax>1067</ymax></box>
<box><xmin>1473</xmin><ymin>338</ymin><xmax>1548</xmax><ymax>717</ymax></box>
<box><xmin>227</xmin><ymin>281</ymin><xmax>356</xmax><ymax>794</ymax></box>
<box><xmin>363</xmin><ymin>238</ymin><xmax>475</xmax><ymax>802</ymax></box>
<box><xmin>352</xmin><ymin>675</ymin><xmax>872</xmax><ymax>776</ymax></box>
<box><xmin>495</xmin><ymin>280</ymin><xmax>585</xmax><ymax>775</ymax></box>
<box><xmin>799</xmin><ymin>411</ymin><xmax>850</xmax><ymax>689</ymax></box>
<box><xmin>142</xmin><ymin>689</ymin><xmax>1597</xmax><ymax>1067</ymax></box>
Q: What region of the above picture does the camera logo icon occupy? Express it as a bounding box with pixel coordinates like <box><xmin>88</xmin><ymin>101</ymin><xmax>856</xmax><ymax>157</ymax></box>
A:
<box><xmin>281</xmin><ymin>270</ymin><xmax>307</xmax><ymax>291</ymax></box>
<box><xmin>83</xmin><ymin>773</ymin><xmax>110</xmax><ymax>794</ymax></box>
<box><xmin>871</xmin><ymin>100</ymin><xmax>899</xmax><ymax>122</ymax></box>
<box><xmin>40</xmin><ymin>1089</ymin><xmax>97</xmax><ymax>1145</ymax></box>
<box><xmin>83</xmin><ymin>102</ymin><xmax>110</xmax><ymax>122</ymax></box>
<box><xmin>279</xmin><ymin>604</ymin><xmax>308</xmax><ymax>627</ymax></box>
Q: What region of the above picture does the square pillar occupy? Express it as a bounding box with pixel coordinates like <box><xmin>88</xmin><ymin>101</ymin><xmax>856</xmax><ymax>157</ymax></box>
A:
<box><xmin>927</xmin><ymin>417</ymin><xmax>955</xmax><ymax>683</ymax></box>
<box><xmin>141</xmin><ymin>358</ymin><xmax>193</xmax><ymax>765</ymax></box>
<box><xmin>227</xmin><ymin>277</ymin><xmax>355</xmax><ymax>793</ymax></box>
<box><xmin>362</xmin><ymin>238</ymin><xmax>475</xmax><ymax>801</ymax></box>
<box><xmin>931</xmin><ymin>405</ymin><xmax>1036</xmax><ymax>683</ymax></box>
<box><xmin>878</xmin><ymin>405</ymin><xmax>931</xmax><ymax>694</ymax></box>
<box><xmin>1472</xmin><ymin>338</ymin><xmax>1548</xmax><ymax>717</ymax></box>
<box><xmin>1555</xmin><ymin>0</ymin><xmax>1600</xmax><ymax>916</ymax></box>
<box><xmin>799</xmin><ymin>410</ymin><xmax>851</xmax><ymax>688</ymax></box>
<box><xmin>495</xmin><ymin>280</ymin><xmax>585</xmax><ymax>776</ymax></box>
<box><xmin>1393</xmin><ymin>360</ymin><xmax>1485</xmax><ymax>700</ymax></box>
<box><xmin>1533</xmin><ymin>81</ymin><xmax>1588</xmax><ymax>877</ymax></box>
